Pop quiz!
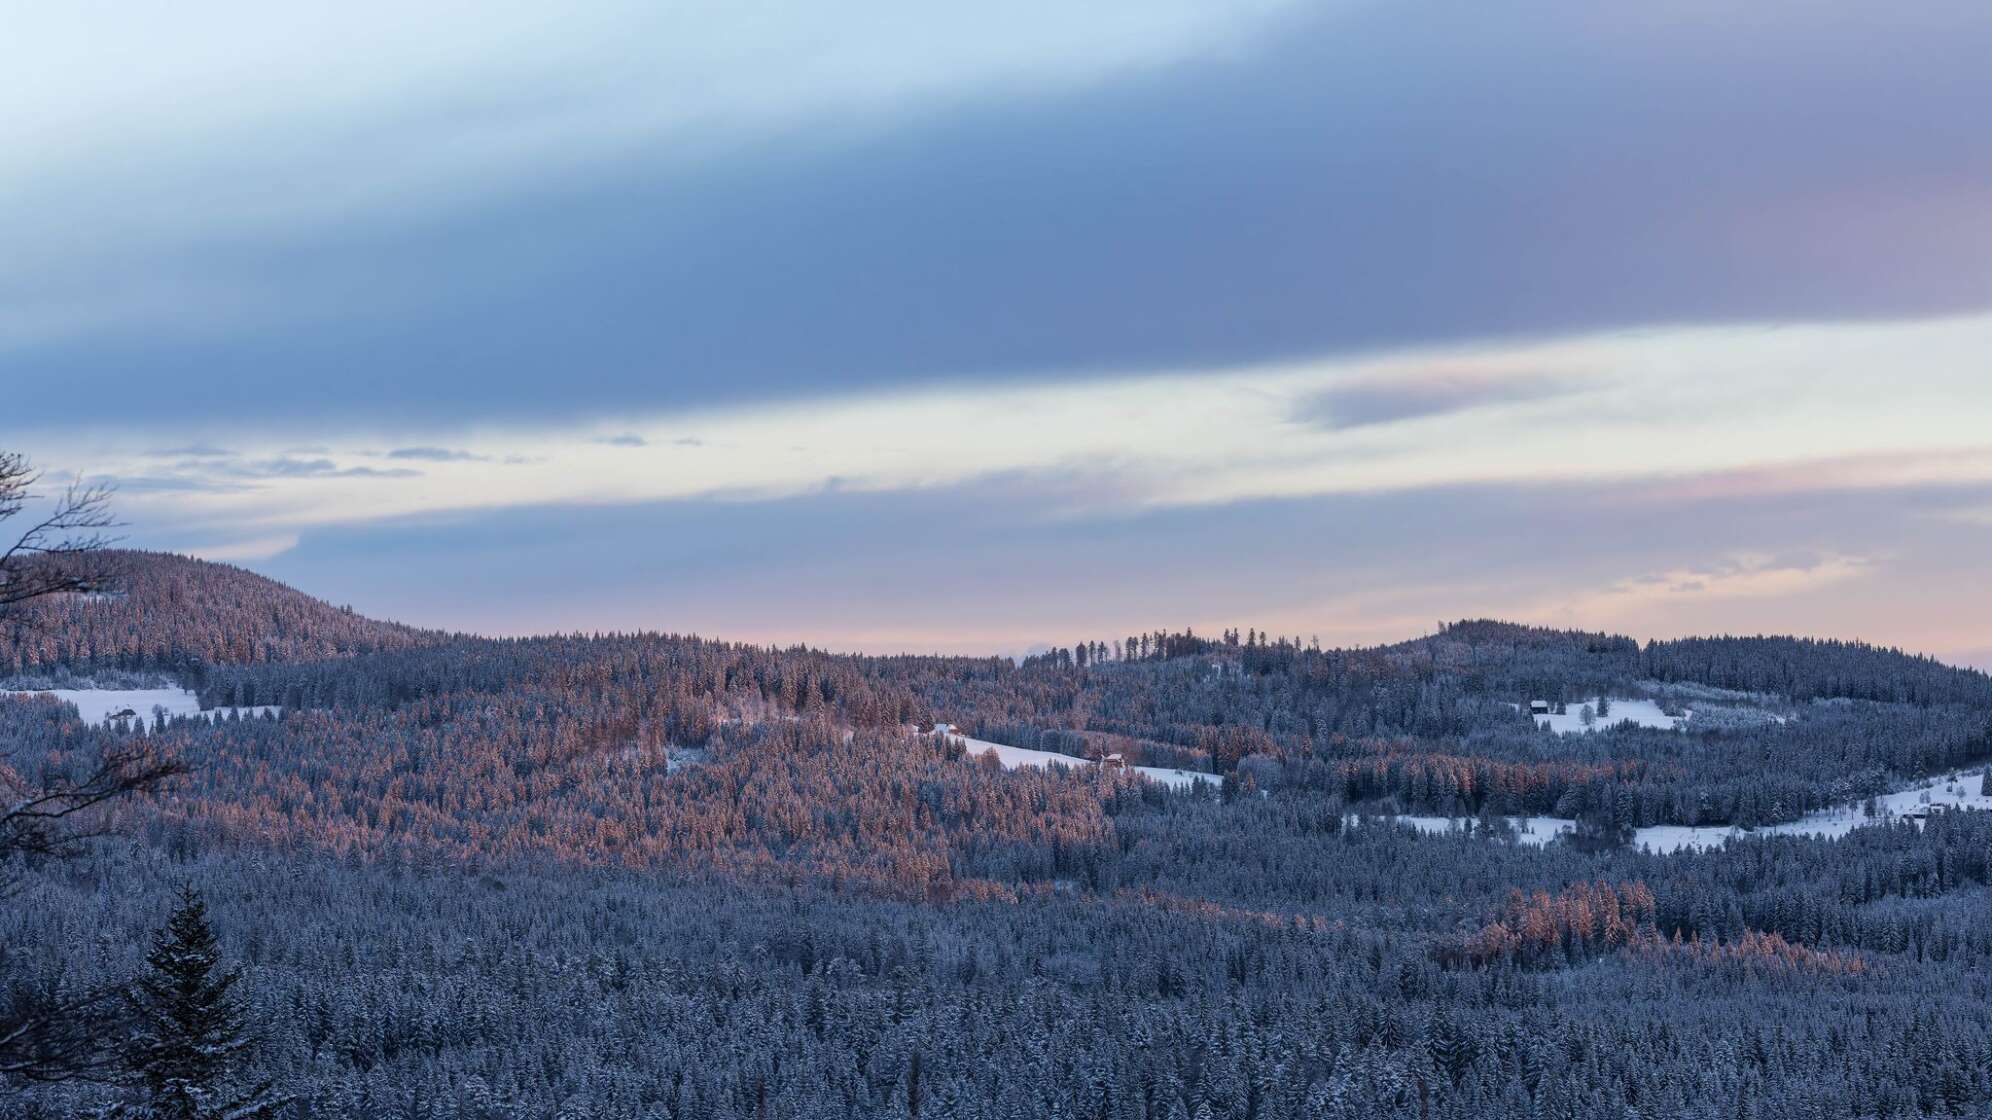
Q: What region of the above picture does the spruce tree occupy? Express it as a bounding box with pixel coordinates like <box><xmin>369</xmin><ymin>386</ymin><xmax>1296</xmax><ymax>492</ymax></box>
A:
<box><xmin>117</xmin><ymin>887</ymin><xmax>281</xmax><ymax>1120</ymax></box>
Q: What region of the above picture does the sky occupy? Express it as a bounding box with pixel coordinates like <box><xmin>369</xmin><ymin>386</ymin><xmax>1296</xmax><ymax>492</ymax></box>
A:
<box><xmin>6</xmin><ymin>1</ymin><xmax>1992</xmax><ymax>665</ymax></box>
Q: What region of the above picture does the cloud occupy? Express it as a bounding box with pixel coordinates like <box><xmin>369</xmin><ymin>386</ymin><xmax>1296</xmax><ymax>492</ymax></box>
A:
<box><xmin>1506</xmin><ymin>550</ymin><xmax>1891</xmax><ymax>648</ymax></box>
<box><xmin>222</xmin><ymin>457</ymin><xmax>422</xmax><ymax>480</ymax></box>
<box><xmin>1625</xmin><ymin>448</ymin><xmax>1992</xmax><ymax>505</ymax></box>
<box><xmin>384</xmin><ymin>446</ymin><xmax>487</xmax><ymax>462</ymax></box>
<box><xmin>18</xmin><ymin>312</ymin><xmax>1992</xmax><ymax>544</ymax></box>
<box><xmin>100</xmin><ymin>474</ymin><xmax>255</xmax><ymax>495</ymax></box>
<box><xmin>6</xmin><ymin>2</ymin><xmax>1992</xmax><ymax>431</ymax></box>
<box><xmin>9</xmin><ymin>3</ymin><xmax>1990</xmax><ymax>663</ymax></box>
<box><xmin>1293</xmin><ymin>373</ymin><xmax>1579</xmax><ymax>431</ymax></box>
<box><xmin>29</xmin><ymin>316</ymin><xmax>1974</xmax><ymax>661</ymax></box>
<box><xmin>182</xmin><ymin>533</ymin><xmax>302</xmax><ymax>563</ymax></box>
<box><xmin>591</xmin><ymin>433</ymin><xmax>703</xmax><ymax>449</ymax></box>
<box><xmin>108</xmin><ymin>453</ymin><xmax>424</xmax><ymax>491</ymax></box>
<box><xmin>1589</xmin><ymin>552</ymin><xmax>1872</xmax><ymax>608</ymax></box>
<box><xmin>143</xmin><ymin>444</ymin><xmax>234</xmax><ymax>459</ymax></box>
<box><xmin>248</xmin><ymin>471</ymin><xmax>1992</xmax><ymax>663</ymax></box>
<box><xmin>0</xmin><ymin>0</ymin><xmax>1299</xmax><ymax>394</ymax></box>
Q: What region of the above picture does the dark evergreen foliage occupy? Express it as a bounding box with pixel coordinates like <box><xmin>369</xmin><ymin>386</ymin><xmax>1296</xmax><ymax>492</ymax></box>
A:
<box><xmin>116</xmin><ymin>887</ymin><xmax>281</xmax><ymax>1120</ymax></box>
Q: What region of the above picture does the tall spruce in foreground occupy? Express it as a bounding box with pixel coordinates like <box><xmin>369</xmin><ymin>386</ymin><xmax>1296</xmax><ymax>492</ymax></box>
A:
<box><xmin>115</xmin><ymin>887</ymin><xmax>280</xmax><ymax>1120</ymax></box>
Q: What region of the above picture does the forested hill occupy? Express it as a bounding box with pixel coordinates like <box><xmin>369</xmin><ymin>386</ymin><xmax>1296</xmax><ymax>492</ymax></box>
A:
<box><xmin>15</xmin><ymin>574</ymin><xmax>1992</xmax><ymax>1117</ymax></box>
<box><xmin>10</xmin><ymin>562</ymin><xmax>1992</xmax><ymax>837</ymax></box>
<box><xmin>0</xmin><ymin>550</ymin><xmax>440</xmax><ymax>676</ymax></box>
<box><xmin>1415</xmin><ymin>619</ymin><xmax>1992</xmax><ymax>707</ymax></box>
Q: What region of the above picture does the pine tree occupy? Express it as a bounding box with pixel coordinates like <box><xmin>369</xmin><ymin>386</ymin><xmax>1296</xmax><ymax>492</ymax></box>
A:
<box><xmin>116</xmin><ymin>887</ymin><xmax>282</xmax><ymax>1120</ymax></box>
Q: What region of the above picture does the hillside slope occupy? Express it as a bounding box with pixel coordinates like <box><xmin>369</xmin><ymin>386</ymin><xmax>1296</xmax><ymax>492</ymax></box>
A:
<box><xmin>12</xmin><ymin>582</ymin><xmax>1992</xmax><ymax>1117</ymax></box>
<box><xmin>0</xmin><ymin>550</ymin><xmax>439</xmax><ymax>675</ymax></box>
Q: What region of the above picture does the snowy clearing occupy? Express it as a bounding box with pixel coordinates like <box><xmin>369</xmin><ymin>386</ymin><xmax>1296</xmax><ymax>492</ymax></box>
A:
<box><xmin>1387</xmin><ymin>815</ymin><xmax>1574</xmax><ymax>848</ymax></box>
<box><xmin>1629</xmin><ymin>771</ymin><xmax>1992</xmax><ymax>851</ymax></box>
<box><xmin>1535</xmin><ymin>697</ymin><xmax>1685</xmax><ymax>734</ymax></box>
<box><xmin>933</xmin><ymin>725</ymin><xmax>1214</xmax><ymax>791</ymax></box>
<box><xmin>1382</xmin><ymin>770</ymin><xmax>1992</xmax><ymax>853</ymax></box>
<box><xmin>1</xmin><ymin>687</ymin><xmax>280</xmax><ymax>731</ymax></box>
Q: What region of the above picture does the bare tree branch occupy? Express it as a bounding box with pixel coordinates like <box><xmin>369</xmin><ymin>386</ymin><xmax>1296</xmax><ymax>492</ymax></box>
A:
<box><xmin>0</xmin><ymin>450</ymin><xmax>160</xmax><ymax>1087</ymax></box>
<box><xmin>0</xmin><ymin>744</ymin><xmax>188</xmax><ymax>868</ymax></box>
<box><xmin>0</xmin><ymin>741</ymin><xmax>183</xmax><ymax>1085</ymax></box>
<box><xmin>0</xmin><ymin>974</ymin><xmax>130</xmax><ymax>1084</ymax></box>
<box><xmin>0</xmin><ymin>451</ymin><xmax>121</xmax><ymax>609</ymax></box>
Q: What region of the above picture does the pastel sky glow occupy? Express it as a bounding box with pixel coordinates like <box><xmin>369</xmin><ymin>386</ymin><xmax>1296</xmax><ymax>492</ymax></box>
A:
<box><xmin>7</xmin><ymin>1</ymin><xmax>1991</xmax><ymax>664</ymax></box>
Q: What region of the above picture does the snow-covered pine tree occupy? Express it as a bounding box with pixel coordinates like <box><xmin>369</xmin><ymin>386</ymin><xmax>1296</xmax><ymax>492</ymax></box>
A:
<box><xmin>115</xmin><ymin>886</ymin><xmax>283</xmax><ymax>1120</ymax></box>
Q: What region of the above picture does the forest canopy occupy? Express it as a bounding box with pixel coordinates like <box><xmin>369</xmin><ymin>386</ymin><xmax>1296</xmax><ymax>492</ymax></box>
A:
<box><xmin>6</xmin><ymin>554</ymin><xmax>1992</xmax><ymax>1119</ymax></box>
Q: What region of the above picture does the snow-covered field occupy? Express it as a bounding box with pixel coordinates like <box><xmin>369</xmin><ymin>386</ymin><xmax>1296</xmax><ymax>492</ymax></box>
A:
<box><xmin>1535</xmin><ymin>697</ymin><xmax>1685</xmax><ymax>734</ymax></box>
<box><xmin>1384</xmin><ymin>770</ymin><xmax>1992</xmax><ymax>854</ymax></box>
<box><xmin>0</xmin><ymin>687</ymin><xmax>280</xmax><ymax>731</ymax></box>
<box><xmin>1389</xmin><ymin>815</ymin><xmax>1575</xmax><ymax>847</ymax></box>
<box><xmin>933</xmin><ymin>725</ymin><xmax>1214</xmax><ymax>791</ymax></box>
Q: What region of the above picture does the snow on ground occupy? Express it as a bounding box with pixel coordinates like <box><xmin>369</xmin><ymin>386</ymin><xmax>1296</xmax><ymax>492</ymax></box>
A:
<box><xmin>1383</xmin><ymin>770</ymin><xmax>1992</xmax><ymax>854</ymax></box>
<box><xmin>0</xmin><ymin>687</ymin><xmax>280</xmax><ymax>731</ymax></box>
<box><xmin>1872</xmin><ymin>772</ymin><xmax>1992</xmax><ymax>816</ymax></box>
<box><xmin>1387</xmin><ymin>815</ymin><xmax>1574</xmax><ymax>848</ymax></box>
<box><xmin>664</xmin><ymin>747</ymin><xmax>709</xmax><ymax>774</ymax></box>
<box><xmin>1630</xmin><ymin>824</ymin><xmax>1746</xmax><ymax>854</ymax></box>
<box><xmin>1636</xmin><ymin>772</ymin><xmax>1992</xmax><ymax>851</ymax></box>
<box><xmin>932</xmin><ymin>725</ymin><xmax>1215</xmax><ymax>791</ymax></box>
<box><xmin>1536</xmin><ymin>697</ymin><xmax>1685</xmax><ymax>734</ymax></box>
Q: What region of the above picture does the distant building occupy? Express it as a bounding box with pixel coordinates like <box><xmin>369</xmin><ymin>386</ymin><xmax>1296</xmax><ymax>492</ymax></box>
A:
<box><xmin>1101</xmin><ymin>752</ymin><xmax>1127</xmax><ymax>771</ymax></box>
<box><xmin>1529</xmin><ymin>700</ymin><xmax>1552</xmax><ymax>717</ymax></box>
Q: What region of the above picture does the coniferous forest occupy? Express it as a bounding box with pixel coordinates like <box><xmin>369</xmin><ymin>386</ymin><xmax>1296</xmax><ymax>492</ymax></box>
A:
<box><xmin>9</xmin><ymin>553</ymin><xmax>1992</xmax><ymax>1118</ymax></box>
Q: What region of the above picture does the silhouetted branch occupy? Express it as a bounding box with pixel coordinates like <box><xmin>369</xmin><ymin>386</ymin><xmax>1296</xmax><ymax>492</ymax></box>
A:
<box><xmin>0</xmin><ymin>451</ymin><xmax>121</xmax><ymax>609</ymax></box>
<box><xmin>0</xmin><ymin>973</ymin><xmax>128</xmax><ymax>1084</ymax></box>
<box><xmin>0</xmin><ymin>742</ymin><xmax>183</xmax><ymax>1086</ymax></box>
<box><xmin>0</xmin><ymin>743</ymin><xmax>186</xmax><ymax>871</ymax></box>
